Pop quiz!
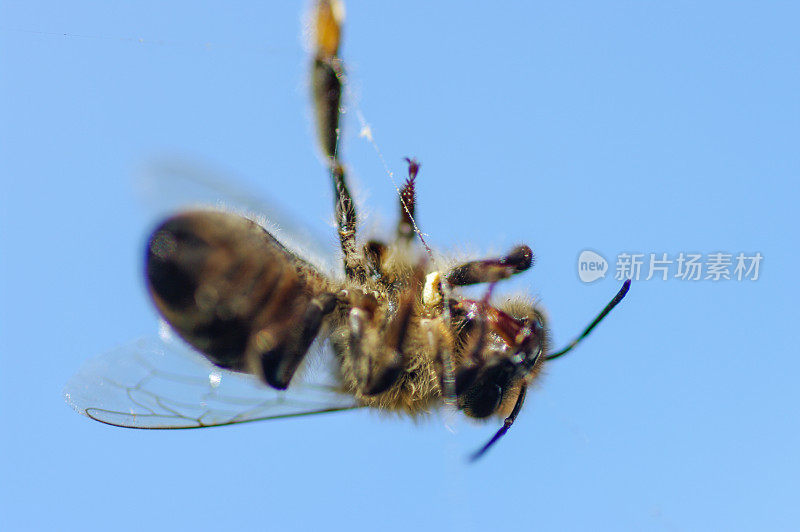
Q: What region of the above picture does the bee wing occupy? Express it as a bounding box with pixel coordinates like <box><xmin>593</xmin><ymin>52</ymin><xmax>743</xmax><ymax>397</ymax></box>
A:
<box><xmin>64</xmin><ymin>335</ymin><xmax>359</xmax><ymax>429</ymax></box>
<box><xmin>135</xmin><ymin>157</ymin><xmax>338</xmax><ymax>275</ymax></box>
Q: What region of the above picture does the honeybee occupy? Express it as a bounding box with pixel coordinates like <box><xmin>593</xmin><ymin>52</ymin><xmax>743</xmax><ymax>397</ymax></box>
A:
<box><xmin>65</xmin><ymin>0</ymin><xmax>630</xmax><ymax>460</ymax></box>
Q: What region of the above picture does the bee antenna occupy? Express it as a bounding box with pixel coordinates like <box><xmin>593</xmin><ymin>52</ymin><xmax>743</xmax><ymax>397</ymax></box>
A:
<box><xmin>469</xmin><ymin>385</ymin><xmax>527</xmax><ymax>462</ymax></box>
<box><xmin>470</xmin><ymin>279</ymin><xmax>630</xmax><ymax>461</ymax></box>
<box><xmin>546</xmin><ymin>279</ymin><xmax>631</xmax><ymax>361</ymax></box>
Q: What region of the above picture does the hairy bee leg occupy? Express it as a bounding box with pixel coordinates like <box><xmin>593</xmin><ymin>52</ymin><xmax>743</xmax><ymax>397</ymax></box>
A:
<box><xmin>348</xmin><ymin>273</ymin><xmax>420</xmax><ymax>396</ymax></box>
<box><xmin>311</xmin><ymin>0</ymin><xmax>342</xmax><ymax>160</ymax></box>
<box><xmin>253</xmin><ymin>293</ymin><xmax>337</xmax><ymax>389</ymax></box>
<box><xmin>347</xmin><ymin>309</ymin><xmax>395</xmax><ymax>396</ymax></box>
<box><xmin>424</xmin><ymin>323</ymin><xmax>457</xmax><ymax>407</ymax></box>
<box><xmin>348</xmin><ymin>307</ymin><xmax>367</xmax><ymax>368</ymax></box>
<box><xmin>342</xmin><ymin>289</ymin><xmax>387</xmax><ymax>395</ymax></box>
<box><xmin>363</xmin><ymin>281</ymin><xmax>418</xmax><ymax>395</ymax></box>
<box><xmin>342</xmin><ymin>287</ymin><xmax>379</xmax><ymax>370</ymax></box>
<box><xmin>312</xmin><ymin>1</ymin><xmax>364</xmax><ymax>281</ymax></box>
<box><xmin>446</xmin><ymin>245</ymin><xmax>533</xmax><ymax>287</ymax></box>
<box><xmin>363</xmin><ymin>240</ymin><xmax>388</xmax><ymax>277</ymax></box>
<box><xmin>396</xmin><ymin>158</ymin><xmax>419</xmax><ymax>243</ymax></box>
<box><xmin>469</xmin><ymin>384</ymin><xmax>527</xmax><ymax>462</ymax></box>
<box><xmin>331</xmin><ymin>164</ymin><xmax>364</xmax><ymax>280</ymax></box>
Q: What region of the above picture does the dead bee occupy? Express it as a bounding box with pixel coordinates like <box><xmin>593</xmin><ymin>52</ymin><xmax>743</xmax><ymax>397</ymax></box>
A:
<box><xmin>65</xmin><ymin>0</ymin><xmax>629</xmax><ymax>460</ymax></box>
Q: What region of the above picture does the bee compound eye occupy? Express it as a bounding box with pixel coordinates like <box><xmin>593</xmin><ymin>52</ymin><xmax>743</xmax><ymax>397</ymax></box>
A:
<box><xmin>462</xmin><ymin>383</ymin><xmax>503</xmax><ymax>419</ymax></box>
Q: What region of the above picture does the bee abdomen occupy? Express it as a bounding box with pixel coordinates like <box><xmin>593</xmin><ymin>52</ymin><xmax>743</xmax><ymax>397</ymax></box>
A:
<box><xmin>145</xmin><ymin>210</ymin><xmax>333</xmax><ymax>385</ymax></box>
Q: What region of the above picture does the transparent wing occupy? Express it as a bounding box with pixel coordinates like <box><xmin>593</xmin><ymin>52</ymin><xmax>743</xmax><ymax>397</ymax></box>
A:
<box><xmin>64</xmin><ymin>335</ymin><xmax>360</xmax><ymax>429</ymax></box>
<box><xmin>134</xmin><ymin>156</ymin><xmax>338</xmax><ymax>275</ymax></box>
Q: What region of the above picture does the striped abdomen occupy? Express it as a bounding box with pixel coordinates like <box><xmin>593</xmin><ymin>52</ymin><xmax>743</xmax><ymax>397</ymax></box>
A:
<box><xmin>145</xmin><ymin>210</ymin><xmax>335</xmax><ymax>389</ymax></box>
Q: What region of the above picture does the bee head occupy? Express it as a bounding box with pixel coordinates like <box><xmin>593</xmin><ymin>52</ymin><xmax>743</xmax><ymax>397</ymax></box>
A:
<box><xmin>449</xmin><ymin>296</ymin><xmax>549</xmax><ymax>419</ymax></box>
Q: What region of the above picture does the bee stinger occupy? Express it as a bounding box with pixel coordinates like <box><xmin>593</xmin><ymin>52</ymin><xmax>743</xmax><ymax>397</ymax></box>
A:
<box><xmin>65</xmin><ymin>0</ymin><xmax>630</xmax><ymax>461</ymax></box>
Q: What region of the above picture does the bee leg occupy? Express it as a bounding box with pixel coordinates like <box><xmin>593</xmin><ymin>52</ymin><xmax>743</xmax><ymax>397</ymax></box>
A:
<box><xmin>347</xmin><ymin>307</ymin><xmax>368</xmax><ymax>373</ymax></box>
<box><xmin>342</xmin><ymin>290</ymin><xmax>383</xmax><ymax>394</ymax></box>
<box><xmin>425</xmin><ymin>321</ymin><xmax>458</xmax><ymax>407</ymax></box>
<box><xmin>251</xmin><ymin>293</ymin><xmax>337</xmax><ymax>389</ymax></box>
<box><xmin>347</xmin><ymin>306</ymin><xmax>396</xmax><ymax>396</ymax></box>
<box><xmin>396</xmin><ymin>158</ymin><xmax>419</xmax><ymax>243</ymax></box>
<box><xmin>363</xmin><ymin>281</ymin><xmax>417</xmax><ymax>395</ymax></box>
<box><xmin>369</xmin><ymin>264</ymin><xmax>428</xmax><ymax>395</ymax></box>
<box><xmin>445</xmin><ymin>245</ymin><xmax>533</xmax><ymax>287</ymax></box>
<box><xmin>342</xmin><ymin>266</ymin><xmax>421</xmax><ymax>397</ymax></box>
<box><xmin>311</xmin><ymin>0</ymin><xmax>342</xmax><ymax>163</ymax></box>
<box><xmin>311</xmin><ymin>1</ymin><xmax>365</xmax><ymax>281</ymax></box>
<box><xmin>363</xmin><ymin>240</ymin><xmax>388</xmax><ymax>277</ymax></box>
<box><xmin>331</xmin><ymin>163</ymin><xmax>364</xmax><ymax>281</ymax></box>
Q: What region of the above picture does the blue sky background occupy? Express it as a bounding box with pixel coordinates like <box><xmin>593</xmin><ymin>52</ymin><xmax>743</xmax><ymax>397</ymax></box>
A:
<box><xmin>2</xmin><ymin>1</ymin><xmax>798</xmax><ymax>530</ymax></box>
